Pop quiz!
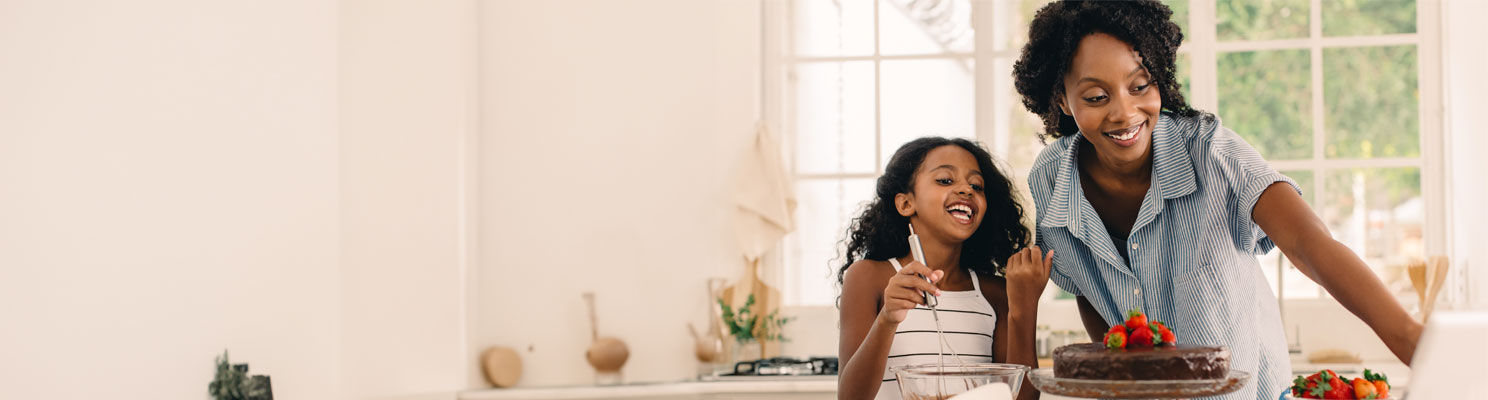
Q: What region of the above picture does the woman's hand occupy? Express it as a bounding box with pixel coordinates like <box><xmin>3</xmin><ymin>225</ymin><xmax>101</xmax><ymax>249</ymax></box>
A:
<box><xmin>1006</xmin><ymin>246</ymin><xmax>1054</xmax><ymax>309</ymax></box>
<box><xmin>879</xmin><ymin>261</ymin><xmax>942</xmax><ymax>325</ymax></box>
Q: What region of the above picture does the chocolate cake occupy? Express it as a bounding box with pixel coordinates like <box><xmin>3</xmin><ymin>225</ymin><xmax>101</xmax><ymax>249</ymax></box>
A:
<box><xmin>1052</xmin><ymin>343</ymin><xmax>1229</xmax><ymax>380</ymax></box>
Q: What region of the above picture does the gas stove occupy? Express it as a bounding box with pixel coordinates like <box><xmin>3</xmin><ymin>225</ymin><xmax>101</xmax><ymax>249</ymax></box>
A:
<box><xmin>706</xmin><ymin>356</ymin><xmax>839</xmax><ymax>381</ymax></box>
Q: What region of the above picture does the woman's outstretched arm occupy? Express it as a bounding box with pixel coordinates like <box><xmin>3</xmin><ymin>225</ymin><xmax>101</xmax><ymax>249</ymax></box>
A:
<box><xmin>1253</xmin><ymin>182</ymin><xmax>1423</xmax><ymax>364</ymax></box>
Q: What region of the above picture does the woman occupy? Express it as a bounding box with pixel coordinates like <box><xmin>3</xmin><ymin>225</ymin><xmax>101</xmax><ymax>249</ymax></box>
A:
<box><xmin>1012</xmin><ymin>1</ymin><xmax>1422</xmax><ymax>399</ymax></box>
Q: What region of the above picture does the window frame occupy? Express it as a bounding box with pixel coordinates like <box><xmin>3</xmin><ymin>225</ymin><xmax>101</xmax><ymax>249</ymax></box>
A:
<box><xmin>769</xmin><ymin>0</ymin><xmax>1445</xmax><ymax>307</ymax></box>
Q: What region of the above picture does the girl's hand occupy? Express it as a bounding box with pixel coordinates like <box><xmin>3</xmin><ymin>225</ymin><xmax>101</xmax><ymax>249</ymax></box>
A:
<box><xmin>1006</xmin><ymin>246</ymin><xmax>1053</xmax><ymax>308</ymax></box>
<box><xmin>879</xmin><ymin>261</ymin><xmax>942</xmax><ymax>325</ymax></box>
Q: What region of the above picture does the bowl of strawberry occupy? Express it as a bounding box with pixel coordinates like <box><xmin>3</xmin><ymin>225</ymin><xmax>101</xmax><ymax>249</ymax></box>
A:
<box><xmin>1288</xmin><ymin>368</ymin><xmax>1392</xmax><ymax>399</ymax></box>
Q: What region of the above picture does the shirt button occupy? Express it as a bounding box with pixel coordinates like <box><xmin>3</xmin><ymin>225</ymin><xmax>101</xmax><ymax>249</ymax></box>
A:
<box><xmin>1134</xmin><ymin>288</ymin><xmax>1142</xmax><ymax>295</ymax></box>
<box><xmin>1132</xmin><ymin>243</ymin><xmax>1139</xmax><ymax>250</ymax></box>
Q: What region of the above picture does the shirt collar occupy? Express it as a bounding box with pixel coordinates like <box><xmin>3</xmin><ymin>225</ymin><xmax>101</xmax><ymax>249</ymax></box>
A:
<box><xmin>1039</xmin><ymin>112</ymin><xmax>1197</xmax><ymax>232</ymax></box>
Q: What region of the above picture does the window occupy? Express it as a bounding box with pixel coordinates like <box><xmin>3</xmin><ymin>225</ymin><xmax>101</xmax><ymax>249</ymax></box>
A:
<box><xmin>1196</xmin><ymin>0</ymin><xmax>1441</xmax><ymax>305</ymax></box>
<box><xmin>778</xmin><ymin>0</ymin><xmax>980</xmax><ymax>306</ymax></box>
<box><xmin>776</xmin><ymin>0</ymin><xmax>1442</xmax><ymax>309</ymax></box>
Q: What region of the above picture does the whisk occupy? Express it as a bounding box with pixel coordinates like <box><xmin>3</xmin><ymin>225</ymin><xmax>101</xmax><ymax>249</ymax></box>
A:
<box><xmin>907</xmin><ymin>223</ymin><xmax>966</xmax><ymax>368</ymax></box>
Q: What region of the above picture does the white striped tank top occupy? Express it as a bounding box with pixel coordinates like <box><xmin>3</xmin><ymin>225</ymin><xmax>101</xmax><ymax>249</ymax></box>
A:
<box><xmin>877</xmin><ymin>258</ymin><xmax>998</xmax><ymax>400</ymax></box>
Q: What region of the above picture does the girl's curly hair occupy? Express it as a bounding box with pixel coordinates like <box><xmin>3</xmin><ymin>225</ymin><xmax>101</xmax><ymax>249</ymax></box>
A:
<box><xmin>1012</xmin><ymin>0</ymin><xmax>1198</xmax><ymax>141</ymax></box>
<box><xmin>836</xmin><ymin>137</ymin><xmax>1030</xmax><ymax>285</ymax></box>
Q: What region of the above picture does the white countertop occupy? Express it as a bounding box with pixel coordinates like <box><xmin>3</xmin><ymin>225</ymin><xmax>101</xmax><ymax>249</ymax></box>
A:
<box><xmin>460</xmin><ymin>360</ymin><xmax>1408</xmax><ymax>400</ymax></box>
<box><xmin>458</xmin><ymin>377</ymin><xmax>836</xmax><ymax>400</ymax></box>
<box><xmin>1289</xmin><ymin>360</ymin><xmax>1410</xmax><ymax>388</ymax></box>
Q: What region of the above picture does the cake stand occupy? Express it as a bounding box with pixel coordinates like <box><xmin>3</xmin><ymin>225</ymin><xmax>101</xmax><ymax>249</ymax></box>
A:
<box><xmin>1028</xmin><ymin>368</ymin><xmax>1251</xmax><ymax>399</ymax></box>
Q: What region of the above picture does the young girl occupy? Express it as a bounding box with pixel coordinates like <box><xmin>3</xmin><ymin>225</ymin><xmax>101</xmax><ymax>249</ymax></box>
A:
<box><xmin>837</xmin><ymin>137</ymin><xmax>1052</xmax><ymax>400</ymax></box>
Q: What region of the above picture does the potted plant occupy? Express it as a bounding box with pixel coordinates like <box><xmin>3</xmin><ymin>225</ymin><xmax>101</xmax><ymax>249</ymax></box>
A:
<box><xmin>717</xmin><ymin>293</ymin><xmax>792</xmax><ymax>362</ymax></box>
<box><xmin>209</xmin><ymin>350</ymin><xmax>273</xmax><ymax>400</ymax></box>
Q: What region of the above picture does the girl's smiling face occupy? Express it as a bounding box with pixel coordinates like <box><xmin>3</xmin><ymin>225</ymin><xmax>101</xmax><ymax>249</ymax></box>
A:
<box><xmin>1058</xmin><ymin>32</ymin><xmax>1163</xmax><ymax>166</ymax></box>
<box><xmin>895</xmin><ymin>145</ymin><xmax>987</xmax><ymax>242</ymax></box>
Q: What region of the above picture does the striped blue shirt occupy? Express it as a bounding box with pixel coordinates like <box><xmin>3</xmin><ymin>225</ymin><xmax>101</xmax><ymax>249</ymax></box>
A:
<box><xmin>1028</xmin><ymin>111</ymin><xmax>1296</xmax><ymax>400</ymax></box>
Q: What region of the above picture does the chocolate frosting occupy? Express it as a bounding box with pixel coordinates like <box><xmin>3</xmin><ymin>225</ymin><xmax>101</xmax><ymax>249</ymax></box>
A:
<box><xmin>1052</xmin><ymin>343</ymin><xmax>1230</xmax><ymax>380</ymax></box>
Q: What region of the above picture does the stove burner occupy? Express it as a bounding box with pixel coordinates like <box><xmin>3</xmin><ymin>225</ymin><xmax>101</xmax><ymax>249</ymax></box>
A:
<box><xmin>725</xmin><ymin>356</ymin><xmax>838</xmax><ymax>376</ymax></box>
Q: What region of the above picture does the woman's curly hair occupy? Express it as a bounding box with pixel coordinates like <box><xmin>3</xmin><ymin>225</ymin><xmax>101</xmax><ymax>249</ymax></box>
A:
<box><xmin>836</xmin><ymin>137</ymin><xmax>1030</xmax><ymax>285</ymax></box>
<box><xmin>1013</xmin><ymin>0</ymin><xmax>1198</xmax><ymax>141</ymax></box>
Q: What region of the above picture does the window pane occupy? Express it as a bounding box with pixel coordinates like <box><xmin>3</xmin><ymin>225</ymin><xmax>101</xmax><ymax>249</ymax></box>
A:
<box><xmin>1217</xmin><ymin>0</ymin><xmax>1309</xmax><ymax>41</ymax></box>
<box><xmin>792</xmin><ymin>61</ymin><xmax>877</xmax><ymax>175</ymax></box>
<box><xmin>792</xmin><ymin>0</ymin><xmax>874</xmax><ymax>57</ymax></box>
<box><xmin>1281</xmin><ymin>169</ymin><xmax>1315</xmax><ymax>206</ymax></box>
<box><xmin>995</xmin><ymin>0</ymin><xmax>1054</xmax><ymax>53</ymax></box>
<box><xmin>1004</xmin><ymin>90</ymin><xmax>1045</xmax><ymax>177</ymax></box>
<box><xmin>879</xmin><ymin>0</ymin><xmax>974</xmax><ymax>55</ymax></box>
<box><xmin>1177</xmin><ymin>52</ymin><xmax>1192</xmax><ymax>103</ymax></box>
<box><xmin>1163</xmin><ymin>0</ymin><xmax>1190</xmax><ymax>39</ymax></box>
<box><xmin>879</xmin><ymin>58</ymin><xmax>976</xmax><ymax>168</ymax></box>
<box><xmin>1323</xmin><ymin>0</ymin><xmax>1416</xmax><ymax>36</ymax></box>
<box><xmin>997</xmin><ymin>60</ymin><xmax>1044</xmax><ymax>231</ymax></box>
<box><xmin>785</xmin><ymin>178</ymin><xmax>876</xmax><ymax>306</ymax></box>
<box><xmin>1324</xmin><ymin>45</ymin><xmax>1419</xmax><ymax>159</ymax></box>
<box><xmin>1321</xmin><ymin>167</ymin><xmax>1422</xmax><ymax>304</ymax></box>
<box><xmin>1218</xmin><ymin>50</ymin><xmax>1312</xmax><ymax>160</ymax></box>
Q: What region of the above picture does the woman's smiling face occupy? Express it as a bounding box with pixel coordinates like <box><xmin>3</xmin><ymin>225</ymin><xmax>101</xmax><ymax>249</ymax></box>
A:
<box><xmin>1058</xmin><ymin>32</ymin><xmax>1163</xmax><ymax>166</ymax></box>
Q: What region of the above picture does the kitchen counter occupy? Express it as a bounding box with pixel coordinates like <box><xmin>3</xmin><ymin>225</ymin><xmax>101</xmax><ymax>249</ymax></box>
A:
<box><xmin>1290</xmin><ymin>360</ymin><xmax>1410</xmax><ymax>388</ymax></box>
<box><xmin>459</xmin><ymin>377</ymin><xmax>835</xmax><ymax>400</ymax></box>
<box><xmin>460</xmin><ymin>361</ymin><xmax>1408</xmax><ymax>400</ymax></box>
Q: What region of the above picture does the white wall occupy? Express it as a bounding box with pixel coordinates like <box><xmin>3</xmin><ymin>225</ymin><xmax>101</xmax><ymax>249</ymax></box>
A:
<box><xmin>0</xmin><ymin>1</ymin><xmax>341</xmax><ymax>399</ymax></box>
<box><xmin>474</xmin><ymin>0</ymin><xmax>762</xmax><ymax>388</ymax></box>
<box><xmin>340</xmin><ymin>0</ymin><xmax>478</xmax><ymax>399</ymax></box>
<box><xmin>1443</xmin><ymin>0</ymin><xmax>1488</xmax><ymax>309</ymax></box>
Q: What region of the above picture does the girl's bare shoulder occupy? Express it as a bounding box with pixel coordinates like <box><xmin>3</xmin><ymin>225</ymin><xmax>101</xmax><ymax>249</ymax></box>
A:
<box><xmin>841</xmin><ymin>259</ymin><xmax>896</xmax><ymax>298</ymax></box>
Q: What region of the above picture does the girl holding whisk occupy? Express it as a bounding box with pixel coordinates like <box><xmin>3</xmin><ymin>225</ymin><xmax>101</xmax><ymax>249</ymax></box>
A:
<box><xmin>837</xmin><ymin>137</ymin><xmax>1052</xmax><ymax>400</ymax></box>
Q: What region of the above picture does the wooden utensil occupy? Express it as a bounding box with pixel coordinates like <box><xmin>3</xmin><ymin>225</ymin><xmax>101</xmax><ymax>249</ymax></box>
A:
<box><xmin>583</xmin><ymin>292</ymin><xmax>630</xmax><ymax>373</ymax></box>
<box><xmin>1409</xmin><ymin>260</ymin><xmax>1428</xmax><ymax>308</ymax></box>
<box><xmin>688</xmin><ymin>322</ymin><xmax>722</xmax><ymax>362</ymax></box>
<box><xmin>480</xmin><ymin>346</ymin><xmax>522</xmax><ymax>388</ymax></box>
<box><xmin>1422</xmin><ymin>256</ymin><xmax>1450</xmax><ymax>321</ymax></box>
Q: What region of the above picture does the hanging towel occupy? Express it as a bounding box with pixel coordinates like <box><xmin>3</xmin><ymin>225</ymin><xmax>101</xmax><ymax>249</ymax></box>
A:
<box><xmin>732</xmin><ymin>121</ymin><xmax>797</xmax><ymax>262</ymax></box>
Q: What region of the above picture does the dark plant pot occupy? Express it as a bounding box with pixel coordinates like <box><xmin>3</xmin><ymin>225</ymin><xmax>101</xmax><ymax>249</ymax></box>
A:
<box><xmin>245</xmin><ymin>375</ymin><xmax>273</xmax><ymax>400</ymax></box>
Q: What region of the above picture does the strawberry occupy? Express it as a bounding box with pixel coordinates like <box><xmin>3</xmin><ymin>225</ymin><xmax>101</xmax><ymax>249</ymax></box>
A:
<box><xmin>1108</xmin><ymin>324</ymin><xmax>1126</xmax><ymax>336</ymax></box>
<box><xmin>1105</xmin><ymin>330</ymin><xmax>1127</xmax><ymax>349</ymax></box>
<box><xmin>1158</xmin><ymin>325</ymin><xmax>1176</xmax><ymax>344</ymax></box>
<box><xmin>1127</xmin><ymin>325</ymin><xmax>1155</xmax><ymax>348</ymax></box>
<box><xmin>1307</xmin><ymin>380</ymin><xmax>1329</xmax><ymax>398</ymax></box>
<box><xmin>1126</xmin><ymin>310</ymin><xmax>1149</xmax><ymax>330</ymax></box>
<box><xmin>1291</xmin><ymin>376</ymin><xmax>1309</xmax><ymax>398</ymax></box>
<box><xmin>1351</xmin><ymin>377</ymin><xmax>1376</xmax><ymax>399</ymax></box>
<box><xmin>1364</xmin><ymin>369</ymin><xmax>1390</xmax><ymax>398</ymax></box>
<box><xmin>1322</xmin><ymin>370</ymin><xmax>1350</xmax><ymax>399</ymax></box>
<box><xmin>1292</xmin><ymin>372</ymin><xmax>1329</xmax><ymax>399</ymax></box>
